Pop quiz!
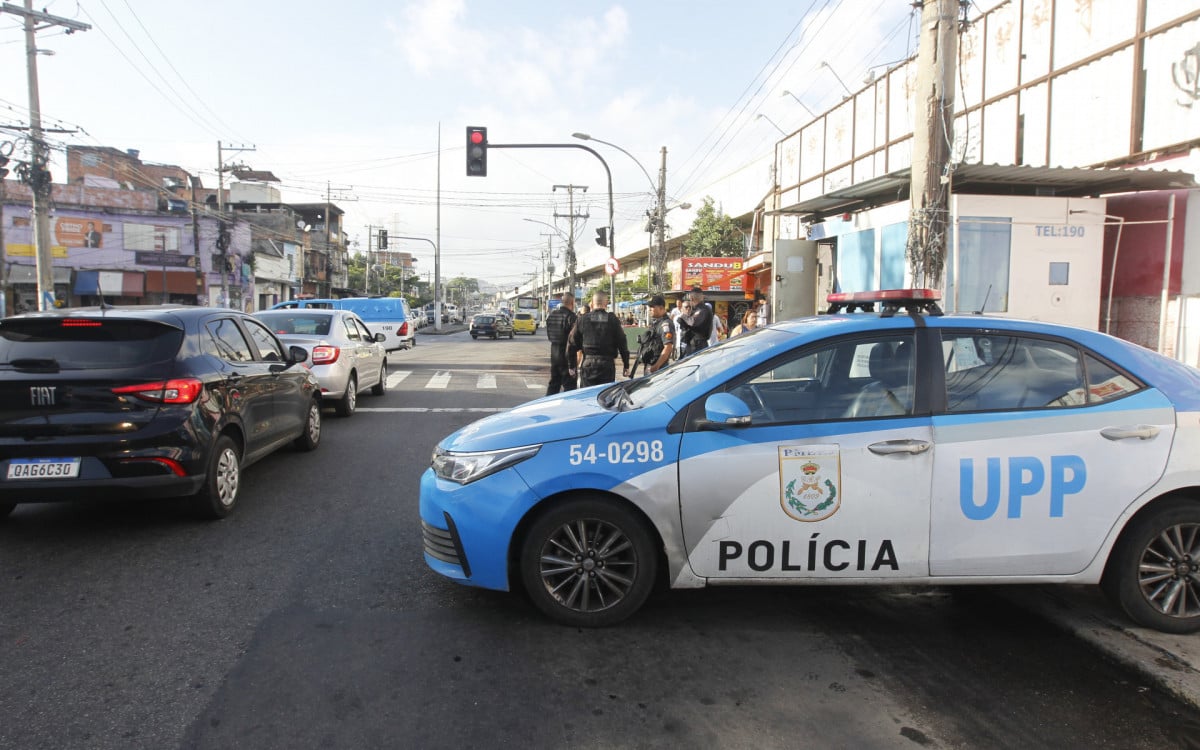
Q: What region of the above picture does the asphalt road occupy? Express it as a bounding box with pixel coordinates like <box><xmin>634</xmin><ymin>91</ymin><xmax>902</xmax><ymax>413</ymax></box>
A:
<box><xmin>3</xmin><ymin>329</ymin><xmax>1200</xmax><ymax>749</ymax></box>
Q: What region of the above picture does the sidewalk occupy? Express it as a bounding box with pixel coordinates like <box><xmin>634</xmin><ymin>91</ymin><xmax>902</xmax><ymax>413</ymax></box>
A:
<box><xmin>1002</xmin><ymin>585</ymin><xmax>1200</xmax><ymax>708</ymax></box>
<box><xmin>417</xmin><ymin>323</ymin><xmax>467</xmax><ymax>335</ymax></box>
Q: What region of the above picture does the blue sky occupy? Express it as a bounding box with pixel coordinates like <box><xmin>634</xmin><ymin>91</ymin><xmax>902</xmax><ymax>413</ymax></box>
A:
<box><xmin>0</xmin><ymin>0</ymin><xmax>919</xmax><ymax>288</ymax></box>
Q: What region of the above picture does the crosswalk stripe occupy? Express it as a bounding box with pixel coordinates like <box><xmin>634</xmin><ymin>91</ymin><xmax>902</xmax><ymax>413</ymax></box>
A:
<box><xmin>386</xmin><ymin>371</ymin><xmax>412</xmax><ymax>388</ymax></box>
<box><xmin>379</xmin><ymin>369</ymin><xmax>547</xmax><ymax>392</ymax></box>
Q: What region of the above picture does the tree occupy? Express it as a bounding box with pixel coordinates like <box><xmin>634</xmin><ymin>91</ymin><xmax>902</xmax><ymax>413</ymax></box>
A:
<box><xmin>681</xmin><ymin>196</ymin><xmax>745</xmax><ymax>258</ymax></box>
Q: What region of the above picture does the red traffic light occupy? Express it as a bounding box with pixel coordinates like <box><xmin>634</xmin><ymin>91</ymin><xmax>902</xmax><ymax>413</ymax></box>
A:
<box><xmin>466</xmin><ymin>126</ymin><xmax>488</xmax><ymax>177</ymax></box>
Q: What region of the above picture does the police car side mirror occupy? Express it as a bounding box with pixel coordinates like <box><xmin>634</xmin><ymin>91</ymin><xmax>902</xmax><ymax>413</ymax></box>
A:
<box><xmin>699</xmin><ymin>393</ymin><xmax>753</xmax><ymax>429</ymax></box>
<box><xmin>374</xmin><ymin>332</ymin><xmax>386</xmax><ymax>343</ymax></box>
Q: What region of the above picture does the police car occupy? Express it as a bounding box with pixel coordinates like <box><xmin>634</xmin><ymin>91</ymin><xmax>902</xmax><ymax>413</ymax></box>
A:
<box><xmin>420</xmin><ymin>290</ymin><xmax>1200</xmax><ymax>632</ymax></box>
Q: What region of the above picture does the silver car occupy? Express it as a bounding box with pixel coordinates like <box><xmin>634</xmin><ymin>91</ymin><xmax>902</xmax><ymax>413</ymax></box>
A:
<box><xmin>254</xmin><ymin>309</ymin><xmax>387</xmax><ymax>417</ymax></box>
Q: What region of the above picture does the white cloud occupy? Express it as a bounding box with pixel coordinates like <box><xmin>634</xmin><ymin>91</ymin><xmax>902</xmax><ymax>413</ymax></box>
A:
<box><xmin>389</xmin><ymin>0</ymin><xmax>629</xmax><ymax>107</ymax></box>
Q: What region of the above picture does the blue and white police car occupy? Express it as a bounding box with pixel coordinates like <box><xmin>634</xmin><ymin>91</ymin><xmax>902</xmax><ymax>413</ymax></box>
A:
<box><xmin>420</xmin><ymin>290</ymin><xmax>1200</xmax><ymax>632</ymax></box>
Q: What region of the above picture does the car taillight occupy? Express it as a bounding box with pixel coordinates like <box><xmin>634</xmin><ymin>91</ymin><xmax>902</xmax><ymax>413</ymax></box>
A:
<box><xmin>311</xmin><ymin>345</ymin><xmax>340</xmax><ymax>365</ymax></box>
<box><xmin>112</xmin><ymin>378</ymin><xmax>203</xmax><ymax>404</ymax></box>
<box><xmin>399</xmin><ymin>322</ymin><xmax>409</xmax><ymax>336</ymax></box>
<box><xmin>120</xmin><ymin>456</ymin><xmax>187</xmax><ymax>477</ymax></box>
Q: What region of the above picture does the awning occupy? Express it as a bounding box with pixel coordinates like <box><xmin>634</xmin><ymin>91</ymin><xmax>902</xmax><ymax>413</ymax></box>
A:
<box><xmin>7</xmin><ymin>264</ymin><xmax>73</xmax><ymax>285</ymax></box>
<box><xmin>145</xmin><ymin>270</ymin><xmax>200</xmax><ymax>295</ymax></box>
<box><xmin>74</xmin><ymin>270</ymin><xmax>145</xmax><ymax>297</ymax></box>
<box><xmin>769</xmin><ymin>164</ymin><xmax>1198</xmax><ymax>220</ymax></box>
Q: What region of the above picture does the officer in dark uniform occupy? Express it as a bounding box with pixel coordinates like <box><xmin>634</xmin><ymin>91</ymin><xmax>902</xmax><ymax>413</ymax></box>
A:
<box><xmin>567</xmin><ymin>290</ymin><xmax>629</xmax><ymax>387</ymax></box>
<box><xmin>544</xmin><ymin>292</ymin><xmax>578</xmax><ymax>395</ymax></box>
<box><xmin>641</xmin><ymin>295</ymin><xmax>675</xmax><ymax>374</ymax></box>
<box><xmin>678</xmin><ymin>286</ymin><xmax>713</xmax><ymax>355</ymax></box>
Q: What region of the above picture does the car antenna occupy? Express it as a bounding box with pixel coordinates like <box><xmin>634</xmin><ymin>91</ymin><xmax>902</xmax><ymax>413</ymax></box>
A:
<box><xmin>96</xmin><ymin>278</ymin><xmax>113</xmax><ymax>311</ymax></box>
<box><xmin>975</xmin><ymin>285</ymin><xmax>992</xmax><ymax>315</ymax></box>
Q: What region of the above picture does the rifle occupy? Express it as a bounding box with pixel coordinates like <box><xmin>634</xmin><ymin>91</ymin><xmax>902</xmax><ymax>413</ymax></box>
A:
<box><xmin>628</xmin><ymin>329</ymin><xmax>655</xmax><ymax>379</ymax></box>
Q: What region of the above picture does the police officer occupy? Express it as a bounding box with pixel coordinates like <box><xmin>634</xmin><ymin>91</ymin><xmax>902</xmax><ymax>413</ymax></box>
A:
<box><xmin>544</xmin><ymin>292</ymin><xmax>578</xmax><ymax>396</ymax></box>
<box><xmin>641</xmin><ymin>295</ymin><xmax>675</xmax><ymax>374</ymax></box>
<box><xmin>567</xmin><ymin>290</ymin><xmax>630</xmax><ymax>387</ymax></box>
<box><xmin>678</xmin><ymin>286</ymin><xmax>714</xmax><ymax>355</ymax></box>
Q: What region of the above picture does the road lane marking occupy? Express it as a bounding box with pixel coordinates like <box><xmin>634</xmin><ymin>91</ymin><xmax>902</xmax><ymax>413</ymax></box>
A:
<box><xmin>477</xmin><ymin>373</ymin><xmax>497</xmax><ymax>389</ymax></box>
<box><xmin>426</xmin><ymin>371</ymin><xmax>452</xmax><ymax>389</ymax></box>
<box><xmin>352</xmin><ymin>405</ymin><xmax>508</xmax><ymax>412</ymax></box>
<box><xmin>524</xmin><ymin>377</ymin><xmax>544</xmax><ymax>390</ymax></box>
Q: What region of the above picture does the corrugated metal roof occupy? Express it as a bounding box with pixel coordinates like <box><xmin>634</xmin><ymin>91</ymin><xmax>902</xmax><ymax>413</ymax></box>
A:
<box><xmin>769</xmin><ymin>163</ymin><xmax>1197</xmax><ymax>218</ymax></box>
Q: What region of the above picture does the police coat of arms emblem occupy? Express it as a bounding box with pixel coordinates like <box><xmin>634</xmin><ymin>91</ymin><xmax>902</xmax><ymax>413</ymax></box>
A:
<box><xmin>779</xmin><ymin>445</ymin><xmax>841</xmax><ymax>522</ymax></box>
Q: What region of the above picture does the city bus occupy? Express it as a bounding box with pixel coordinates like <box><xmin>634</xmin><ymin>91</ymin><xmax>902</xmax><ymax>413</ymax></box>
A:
<box><xmin>515</xmin><ymin>295</ymin><xmax>541</xmax><ymax>326</ymax></box>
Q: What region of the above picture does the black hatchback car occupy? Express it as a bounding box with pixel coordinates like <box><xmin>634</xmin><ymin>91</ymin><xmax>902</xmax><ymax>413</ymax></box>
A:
<box><xmin>0</xmin><ymin>306</ymin><xmax>322</xmax><ymax>520</ymax></box>
<box><xmin>469</xmin><ymin>314</ymin><xmax>514</xmax><ymax>340</ymax></box>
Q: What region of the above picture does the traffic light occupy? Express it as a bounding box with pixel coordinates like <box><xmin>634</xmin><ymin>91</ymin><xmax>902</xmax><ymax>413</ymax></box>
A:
<box><xmin>379</xmin><ymin>229</ymin><xmax>388</xmax><ymax>249</ymax></box>
<box><xmin>0</xmin><ymin>153</ymin><xmax>8</xmax><ymax>180</ymax></box>
<box><xmin>466</xmin><ymin>126</ymin><xmax>487</xmax><ymax>177</ymax></box>
<box><xmin>595</xmin><ymin>227</ymin><xmax>608</xmax><ymax>247</ymax></box>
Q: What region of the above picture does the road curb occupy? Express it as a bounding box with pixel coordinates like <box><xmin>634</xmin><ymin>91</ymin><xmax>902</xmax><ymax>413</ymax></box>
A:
<box><xmin>1002</xmin><ymin>585</ymin><xmax>1200</xmax><ymax>709</ymax></box>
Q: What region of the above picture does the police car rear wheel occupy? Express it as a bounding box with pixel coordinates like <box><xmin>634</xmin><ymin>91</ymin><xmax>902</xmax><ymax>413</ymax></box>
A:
<box><xmin>1106</xmin><ymin>499</ymin><xmax>1200</xmax><ymax>633</ymax></box>
<box><xmin>0</xmin><ymin>502</ymin><xmax>14</xmax><ymax>519</ymax></box>
<box><xmin>520</xmin><ymin>498</ymin><xmax>657</xmax><ymax>627</ymax></box>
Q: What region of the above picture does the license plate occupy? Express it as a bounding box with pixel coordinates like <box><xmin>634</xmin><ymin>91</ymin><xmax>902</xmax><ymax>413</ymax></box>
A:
<box><xmin>6</xmin><ymin>458</ymin><xmax>81</xmax><ymax>480</ymax></box>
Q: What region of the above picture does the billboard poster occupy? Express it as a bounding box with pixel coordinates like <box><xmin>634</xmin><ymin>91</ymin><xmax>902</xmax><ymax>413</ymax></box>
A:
<box><xmin>55</xmin><ymin>217</ymin><xmax>108</xmax><ymax>248</ymax></box>
<box><xmin>679</xmin><ymin>257</ymin><xmax>750</xmax><ymax>293</ymax></box>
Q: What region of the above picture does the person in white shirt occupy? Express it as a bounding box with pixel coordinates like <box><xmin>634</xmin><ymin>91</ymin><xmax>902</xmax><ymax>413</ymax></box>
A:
<box><xmin>669</xmin><ymin>301</ymin><xmax>684</xmax><ymax>359</ymax></box>
<box><xmin>708</xmin><ymin>307</ymin><xmax>726</xmax><ymax>347</ymax></box>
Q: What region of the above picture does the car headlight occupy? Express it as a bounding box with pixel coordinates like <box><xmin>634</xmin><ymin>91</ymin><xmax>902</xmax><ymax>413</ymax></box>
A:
<box><xmin>431</xmin><ymin>444</ymin><xmax>541</xmax><ymax>485</ymax></box>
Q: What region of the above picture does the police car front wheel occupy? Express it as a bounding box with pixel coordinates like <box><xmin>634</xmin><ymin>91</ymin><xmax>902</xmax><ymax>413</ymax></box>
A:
<box><xmin>1105</xmin><ymin>498</ymin><xmax>1200</xmax><ymax>634</ymax></box>
<box><xmin>520</xmin><ymin>497</ymin><xmax>658</xmax><ymax>628</ymax></box>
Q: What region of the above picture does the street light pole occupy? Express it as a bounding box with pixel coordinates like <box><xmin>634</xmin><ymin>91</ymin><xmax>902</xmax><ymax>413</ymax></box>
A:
<box><xmin>572</xmin><ymin>133</ymin><xmax>667</xmax><ymax>297</ymax></box>
<box><xmin>393</xmin><ymin>235</ymin><xmax>436</xmax><ymax>303</ymax></box>
<box><xmin>485</xmin><ymin>141</ymin><xmax>615</xmax><ymax>305</ymax></box>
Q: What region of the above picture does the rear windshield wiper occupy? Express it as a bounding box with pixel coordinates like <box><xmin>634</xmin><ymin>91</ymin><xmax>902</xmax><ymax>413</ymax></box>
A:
<box><xmin>7</xmin><ymin>358</ymin><xmax>61</xmax><ymax>373</ymax></box>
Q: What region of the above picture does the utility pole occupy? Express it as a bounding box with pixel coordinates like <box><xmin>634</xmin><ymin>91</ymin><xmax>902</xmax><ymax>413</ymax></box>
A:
<box><xmin>365</xmin><ymin>223</ymin><xmax>375</xmax><ymax>295</ymax></box>
<box><xmin>907</xmin><ymin>0</ymin><xmax>959</xmax><ymax>289</ymax></box>
<box><xmin>553</xmin><ymin>184</ymin><xmax>588</xmax><ymax>299</ymax></box>
<box><xmin>655</xmin><ymin>146</ymin><xmax>669</xmax><ymax>293</ymax></box>
<box><xmin>216</xmin><ymin>142</ymin><xmax>255</xmax><ymax>214</ymax></box>
<box><xmin>189</xmin><ymin>175</ymin><xmax>204</xmax><ymax>304</ymax></box>
<box><xmin>3</xmin><ymin>1</ymin><xmax>89</xmax><ymax>311</ymax></box>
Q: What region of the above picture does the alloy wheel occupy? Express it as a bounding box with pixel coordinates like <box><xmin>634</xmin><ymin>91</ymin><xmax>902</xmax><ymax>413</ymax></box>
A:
<box><xmin>1138</xmin><ymin>521</ymin><xmax>1200</xmax><ymax>620</ymax></box>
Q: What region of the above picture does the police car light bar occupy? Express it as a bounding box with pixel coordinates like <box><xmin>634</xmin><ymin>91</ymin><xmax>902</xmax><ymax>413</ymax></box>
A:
<box><xmin>825</xmin><ymin>289</ymin><xmax>944</xmax><ymax>317</ymax></box>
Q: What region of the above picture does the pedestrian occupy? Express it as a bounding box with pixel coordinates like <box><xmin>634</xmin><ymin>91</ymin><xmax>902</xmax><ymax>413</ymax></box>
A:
<box><xmin>708</xmin><ymin>305</ymin><xmax>726</xmax><ymax>347</ymax></box>
<box><xmin>640</xmin><ymin>295</ymin><xmax>675</xmax><ymax>374</ymax></box>
<box><xmin>567</xmin><ymin>290</ymin><xmax>630</xmax><ymax>387</ymax></box>
<box><xmin>677</xmin><ymin>286</ymin><xmax>714</xmax><ymax>356</ymax></box>
<box><xmin>730</xmin><ymin>308</ymin><xmax>758</xmax><ymax>337</ymax></box>
<box><xmin>669</xmin><ymin>301</ymin><xmax>684</xmax><ymax>359</ymax></box>
<box><xmin>754</xmin><ymin>291</ymin><xmax>769</xmax><ymax>327</ymax></box>
<box><xmin>544</xmin><ymin>292</ymin><xmax>578</xmax><ymax>395</ymax></box>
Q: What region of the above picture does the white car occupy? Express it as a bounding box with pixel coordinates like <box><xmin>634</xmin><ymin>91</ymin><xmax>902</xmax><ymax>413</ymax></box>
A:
<box><xmin>255</xmin><ymin>309</ymin><xmax>387</xmax><ymax>417</ymax></box>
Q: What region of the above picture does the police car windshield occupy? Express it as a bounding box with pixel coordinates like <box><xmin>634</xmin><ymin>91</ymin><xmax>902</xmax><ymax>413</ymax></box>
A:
<box><xmin>623</xmin><ymin>329</ymin><xmax>789</xmax><ymax>409</ymax></box>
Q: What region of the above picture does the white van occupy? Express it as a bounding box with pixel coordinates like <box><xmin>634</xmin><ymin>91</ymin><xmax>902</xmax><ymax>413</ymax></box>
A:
<box><xmin>271</xmin><ymin>297</ymin><xmax>415</xmax><ymax>350</ymax></box>
<box><xmin>444</xmin><ymin>304</ymin><xmax>463</xmax><ymax>323</ymax></box>
<box><xmin>333</xmin><ymin>297</ymin><xmax>416</xmax><ymax>351</ymax></box>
